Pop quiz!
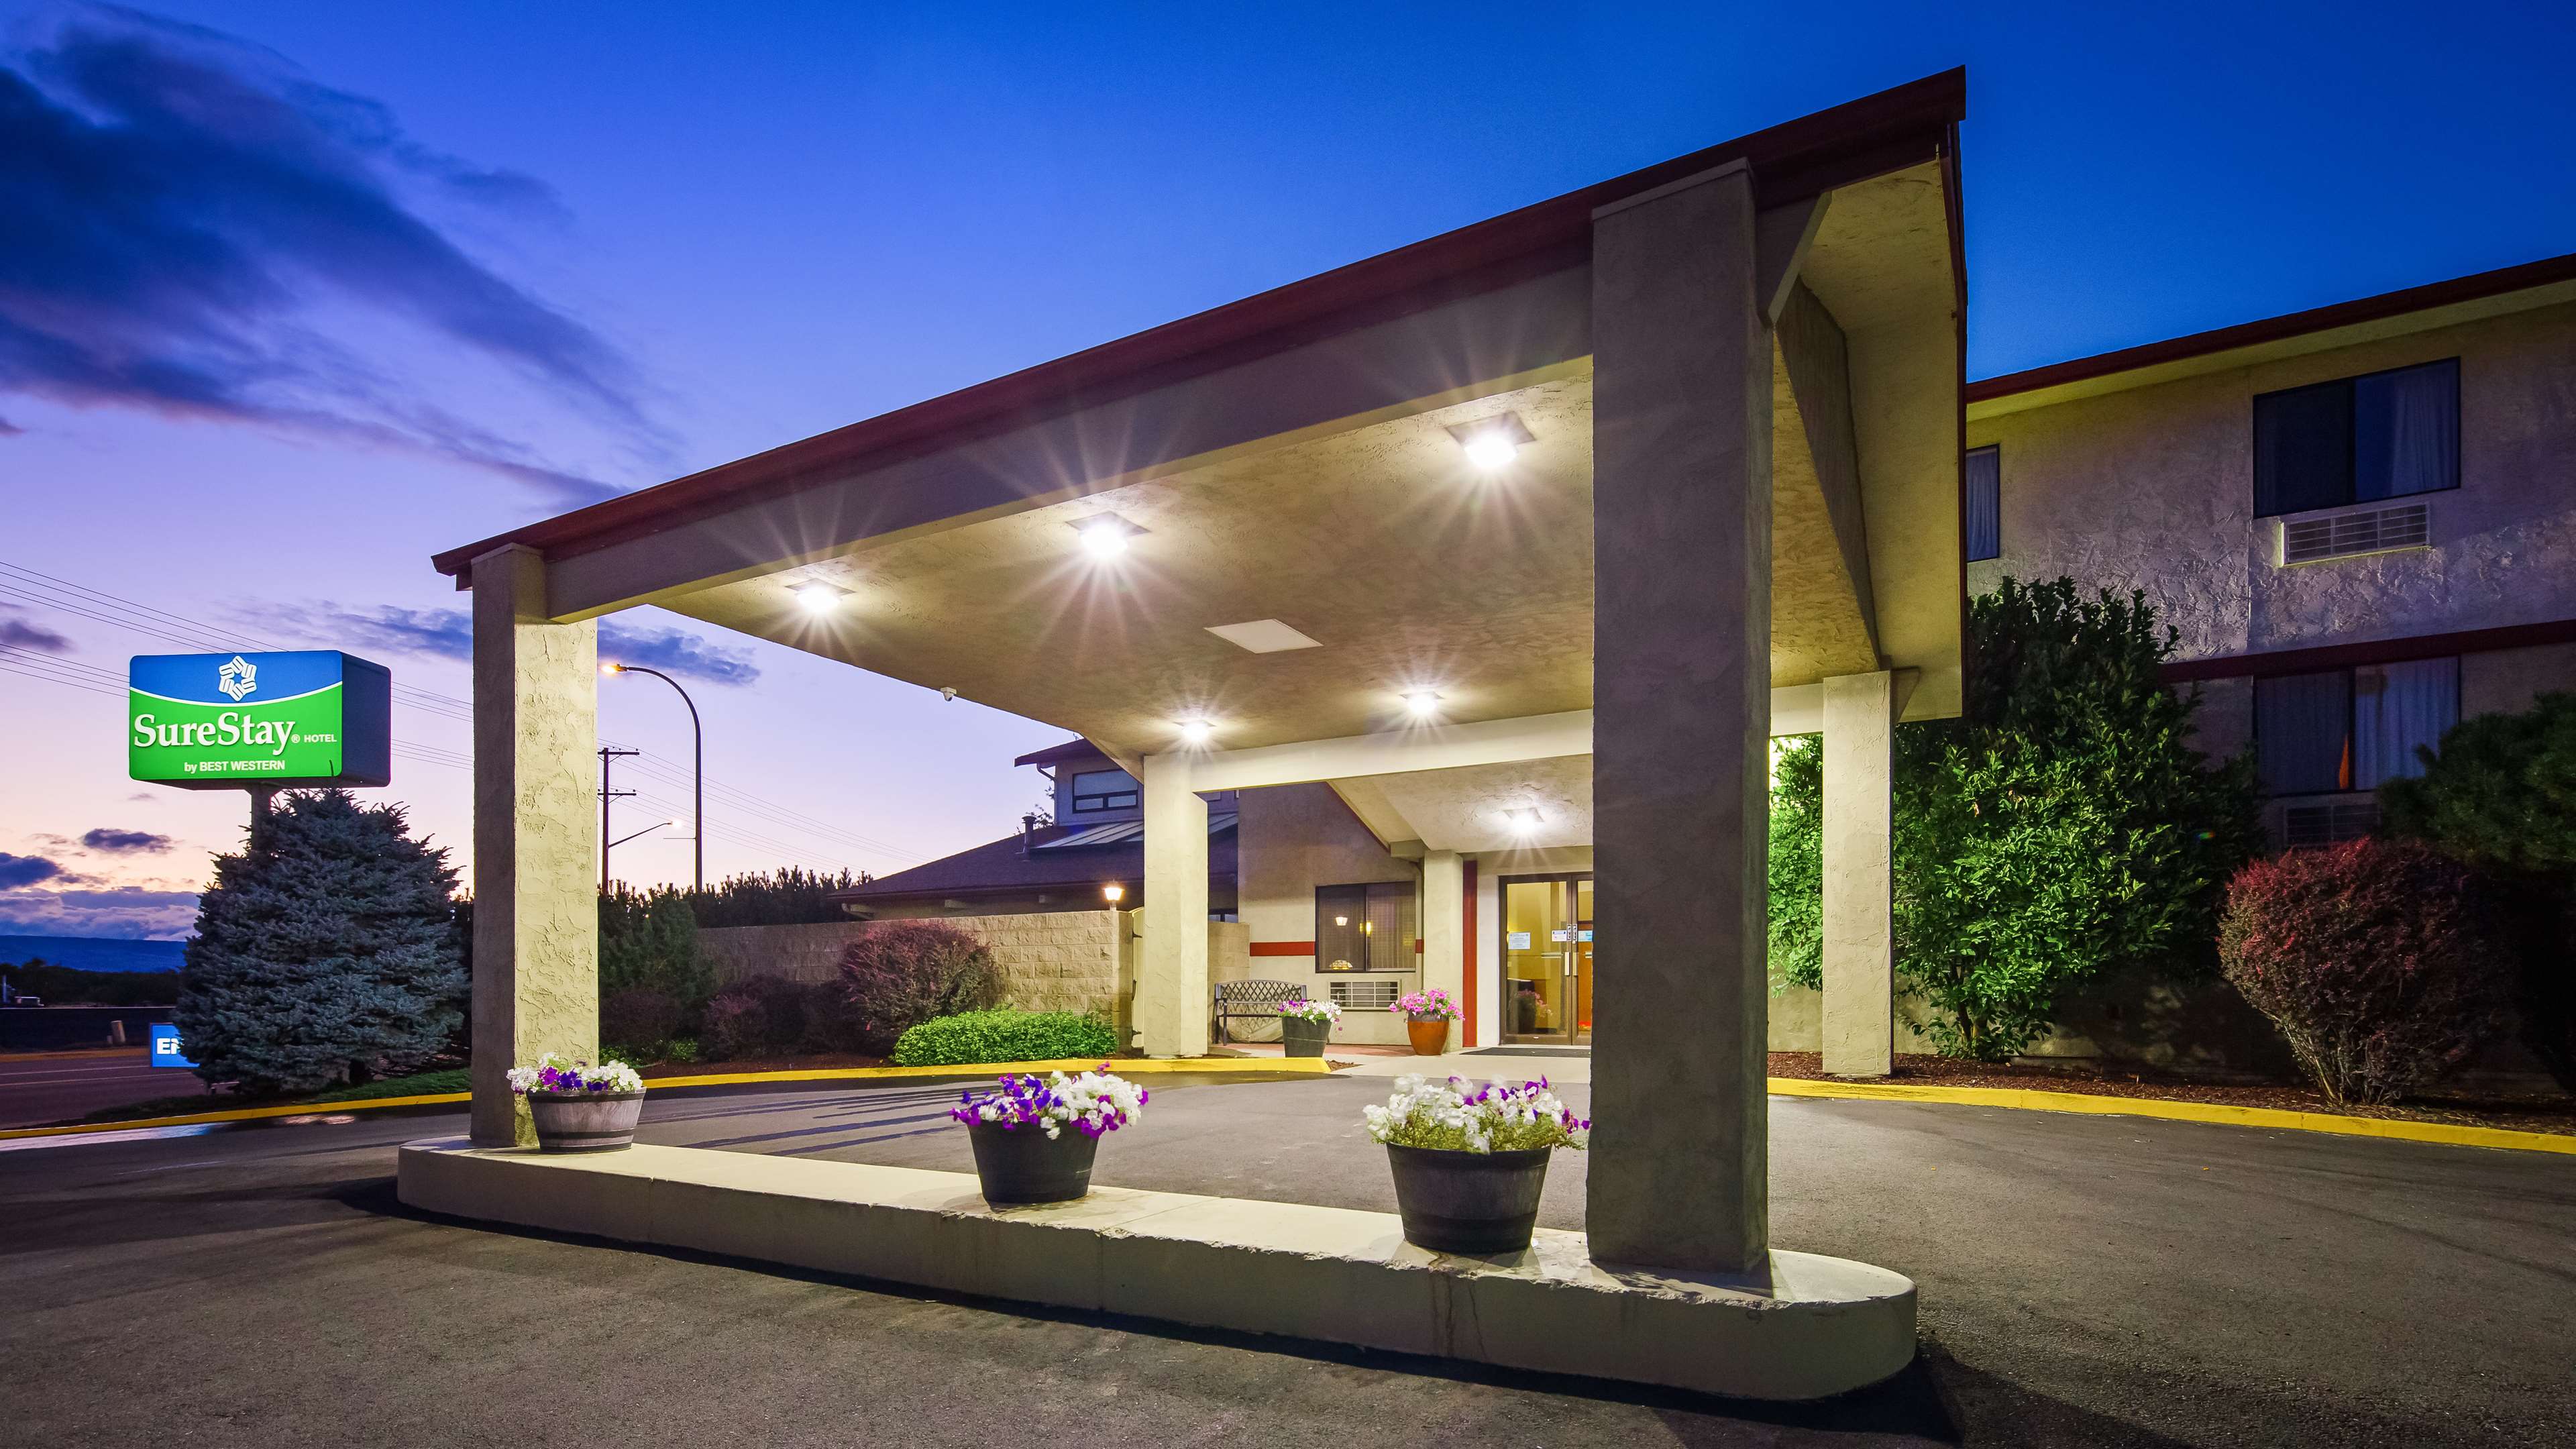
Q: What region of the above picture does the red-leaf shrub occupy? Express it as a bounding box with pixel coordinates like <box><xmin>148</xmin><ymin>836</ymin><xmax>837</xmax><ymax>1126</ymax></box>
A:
<box><xmin>700</xmin><ymin>974</ymin><xmax>811</xmax><ymax>1060</ymax></box>
<box><xmin>836</xmin><ymin>920</ymin><xmax>1002</xmax><ymax>1055</ymax></box>
<box><xmin>2218</xmin><ymin>839</ymin><xmax>2517</xmax><ymax>1104</ymax></box>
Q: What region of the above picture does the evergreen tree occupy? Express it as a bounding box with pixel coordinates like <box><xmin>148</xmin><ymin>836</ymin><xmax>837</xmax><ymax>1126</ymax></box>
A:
<box><xmin>1769</xmin><ymin>578</ymin><xmax>2261</xmax><ymax>1059</ymax></box>
<box><xmin>176</xmin><ymin>790</ymin><xmax>466</xmax><ymax>1094</ymax></box>
<box><xmin>599</xmin><ymin>883</ymin><xmax>710</xmax><ymax>1012</ymax></box>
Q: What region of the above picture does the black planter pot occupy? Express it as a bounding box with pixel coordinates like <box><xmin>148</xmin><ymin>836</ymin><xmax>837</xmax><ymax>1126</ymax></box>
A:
<box><xmin>1280</xmin><ymin>1015</ymin><xmax>1330</xmax><ymax>1057</ymax></box>
<box><xmin>966</xmin><ymin>1120</ymin><xmax>1100</xmax><ymax>1205</ymax></box>
<box><xmin>1385</xmin><ymin>1143</ymin><xmax>1552</xmax><ymax>1254</ymax></box>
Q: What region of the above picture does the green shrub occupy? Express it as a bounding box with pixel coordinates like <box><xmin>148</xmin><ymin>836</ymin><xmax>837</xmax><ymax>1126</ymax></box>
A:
<box><xmin>892</xmin><ymin>1010</ymin><xmax>1117</xmax><ymax>1067</ymax></box>
<box><xmin>2381</xmin><ymin>692</ymin><xmax>2576</xmax><ymax>1092</ymax></box>
<box><xmin>1766</xmin><ymin>578</ymin><xmax>2261</xmax><ymax>1059</ymax></box>
<box><xmin>599</xmin><ymin>884</ymin><xmax>710</xmax><ymax>1021</ymax></box>
<box><xmin>1767</xmin><ymin>735</ymin><xmax>1824</xmax><ymax>991</ymax></box>
<box><xmin>688</xmin><ymin>867</ymin><xmax>869</xmax><ymax>928</ymax></box>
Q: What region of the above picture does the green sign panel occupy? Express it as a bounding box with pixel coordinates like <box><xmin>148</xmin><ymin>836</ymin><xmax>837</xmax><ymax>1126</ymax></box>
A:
<box><xmin>128</xmin><ymin>651</ymin><xmax>392</xmax><ymax>790</ymax></box>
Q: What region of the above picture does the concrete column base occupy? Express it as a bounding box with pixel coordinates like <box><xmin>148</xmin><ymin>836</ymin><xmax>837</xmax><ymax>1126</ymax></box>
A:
<box><xmin>398</xmin><ymin>1138</ymin><xmax>1917</xmax><ymax>1401</ymax></box>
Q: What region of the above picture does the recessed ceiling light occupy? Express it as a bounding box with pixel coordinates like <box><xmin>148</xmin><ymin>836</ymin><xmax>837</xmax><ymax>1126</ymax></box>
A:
<box><xmin>1503</xmin><ymin>806</ymin><xmax>1541</xmax><ymax>835</ymax></box>
<box><xmin>1071</xmin><ymin>513</ymin><xmax>1144</xmax><ymax>560</ymax></box>
<box><xmin>1402</xmin><ymin>690</ymin><xmax>1442</xmax><ymax>719</ymax></box>
<box><xmin>1175</xmin><ymin>717</ymin><xmax>1216</xmax><ymax>747</ymax></box>
<box><xmin>1446</xmin><ymin>412</ymin><xmax>1537</xmax><ymax>472</ymax></box>
<box><xmin>792</xmin><ymin>580</ymin><xmax>849</xmax><ymax>614</ymax></box>
<box><xmin>1205</xmin><ymin>619</ymin><xmax>1322</xmax><ymax>653</ymax></box>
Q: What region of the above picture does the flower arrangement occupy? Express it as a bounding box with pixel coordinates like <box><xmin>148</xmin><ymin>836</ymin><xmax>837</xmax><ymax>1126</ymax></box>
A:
<box><xmin>1362</xmin><ymin>1074</ymin><xmax>1589</xmax><ymax>1155</ymax></box>
<box><xmin>951</xmin><ymin>1067</ymin><xmax>1148</xmax><ymax>1140</ymax></box>
<box><xmin>505</xmin><ymin>1052</ymin><xmax>644</xmax><ymax>1096</ymax></box>
<box><xmin>1279</xmin><ymin>997</ymin><xmax>1342</xmax><ymax>1024</ymax></box>
<box><xmin>1389</xmin><ymin>987</ymin><xmax>1460</xmax><ymax>1022</ymax></box>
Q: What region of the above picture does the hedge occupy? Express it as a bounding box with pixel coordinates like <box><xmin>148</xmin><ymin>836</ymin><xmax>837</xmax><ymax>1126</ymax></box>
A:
<box><xmin>891</xmin><ymin>1010</ymin><xmax>1118</xmax><ymax>1067</ymax></box>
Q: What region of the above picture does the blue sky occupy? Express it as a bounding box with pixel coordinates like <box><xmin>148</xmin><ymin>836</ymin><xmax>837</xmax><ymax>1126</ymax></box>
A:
<box><xmin>3</xmin><ymin>1</ymin><xmax>2569</xmax><ymax>936</ymax></box>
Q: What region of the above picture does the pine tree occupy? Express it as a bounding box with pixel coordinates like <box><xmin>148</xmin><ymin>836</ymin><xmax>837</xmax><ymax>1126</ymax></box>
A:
<box><xmin>176</xmin><ymin>790</ymin><xmax>466</xmax><ymax>1095</ymax></box>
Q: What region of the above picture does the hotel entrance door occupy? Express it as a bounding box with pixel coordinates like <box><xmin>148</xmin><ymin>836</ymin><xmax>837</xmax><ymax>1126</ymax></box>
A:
<box><xmin>1499</xmin><ymin>873</ymin><xmax>1593</xmax><ymax>1045</ymax></box>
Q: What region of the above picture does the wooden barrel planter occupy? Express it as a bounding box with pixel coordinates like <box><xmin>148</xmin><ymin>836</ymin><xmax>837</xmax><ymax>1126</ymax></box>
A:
<box><xmin>967</xmin><ymin>1122</ymin><xmax>1100</xmax><ymax>1205</ymax></box>
<box><xmin>1385</xmin><ymin>1144</ymin><xmax>1552</xmax><ymax>1254</ymax></box>
<box><xmin>1281</xmin><ymin>1014</ymin><xmax>1331</xmax><ymax>1057</ymax></box>
<box><xmin>527</xmin><ymin>1090</ymin><xmax>646</xmax><ymax>1152</ymax></box>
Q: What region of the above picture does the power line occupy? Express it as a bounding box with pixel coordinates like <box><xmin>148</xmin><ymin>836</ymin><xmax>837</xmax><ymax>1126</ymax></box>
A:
<box><xmin>1</xmin><ymin>559</ymin><xmax>920</xmax><ymax>868</ymax></box>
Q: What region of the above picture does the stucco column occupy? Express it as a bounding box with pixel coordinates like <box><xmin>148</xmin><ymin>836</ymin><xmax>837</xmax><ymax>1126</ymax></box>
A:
<box><xmin>468</xmin><ymin>545</ymin><xmax>599</xmax><ymax>1146</ymax></box>
<box><xmin>1821</xmin><ymin>670</ymin><xmax>1896</xmax><ymax>1078</ymax></box>
<box><xmin>1419</xmin><ymin>850</ymin><xmax>1464</xmax><ymax>1053</ymax></box>
<box><xmin>1587</xmin><ymin>160</ymin><xmax>1773</xmax><ymax>1273</ymax></box>
<box><xmin>1135</xmin><ymin>751</ymin><xmax>1210</xmax><ymax>1057</ymax></box>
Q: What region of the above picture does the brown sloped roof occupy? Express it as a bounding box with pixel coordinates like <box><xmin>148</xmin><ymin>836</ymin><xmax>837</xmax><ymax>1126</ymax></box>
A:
<box><xmin>1968</xmin><ymin>250</ymin><xmax>2576</xmax><ymax>404</ymax></box>
<box><xmin>832</xmin><ymin>816</ymin><xmax>1236</xmax><ymax>902</ymax></box>
<box><xmin>1012</xmin><ymin>738</ymin><xmax>1105</xmax><ymax>769</ymax></box>
<box><xmin>432</xmin><ymin>69</ymin><xmax>1966</xmax><ymax>582</ymax></box>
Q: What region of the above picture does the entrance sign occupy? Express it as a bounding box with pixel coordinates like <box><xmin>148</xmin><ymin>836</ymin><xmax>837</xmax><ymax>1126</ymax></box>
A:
<box><xmin>129</xmin><ymin>651</ymin><xmax>392</xmax><ymax>789</ymax></box>
<box><xmin>148</xmin><ymin>1023</ymin><xmax>196</xmax><ymax>1069</ymax></box>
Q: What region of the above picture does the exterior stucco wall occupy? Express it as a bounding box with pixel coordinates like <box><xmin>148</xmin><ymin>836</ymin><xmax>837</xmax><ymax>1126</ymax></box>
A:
<box><xmin>1235</xmin><ymin>783</ymin><xmax>1419</xmax><ymax>1045</ymax></box>
<box><xmin>1967</xmin><ymin>299</ymin><xmax>2576</xmax><ymax>663</ymax></box>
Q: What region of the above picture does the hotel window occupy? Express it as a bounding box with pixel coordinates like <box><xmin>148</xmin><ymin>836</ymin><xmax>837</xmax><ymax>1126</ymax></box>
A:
<box><xmin>2254</xmin><ymin>358</ymin><xmax>2459</xmax><ymax>518</ymax></box>
<box><xmin>1314</xmin><ymin>882</ymin><xmax>1417</xmax><ymax>973</ymax></box>
<box><xmin>2253</xmin><ymin>657</ymin><xmax>2459</xmax><ymax>796</ymax></box>
<box><xmin>1068</xmin><ymin>768</ymin><xmax>1139</xmax><ymax>812</ymax></box>
<box><xmin>1964</xmin><ymin>445</ymin><xmax>2000</xmax><ymax>561</ymax></box>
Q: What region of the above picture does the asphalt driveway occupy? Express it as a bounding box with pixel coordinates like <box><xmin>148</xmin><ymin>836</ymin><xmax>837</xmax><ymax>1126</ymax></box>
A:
<box><xmin>3</xmin><ymin>1071</ymin><xmax>2569</xmax><ymax>1446</ymax></box>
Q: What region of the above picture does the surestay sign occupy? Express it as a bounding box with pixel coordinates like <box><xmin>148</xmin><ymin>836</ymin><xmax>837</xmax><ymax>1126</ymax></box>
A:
<box><xmin>128</xmin><ymin>651</ymin><xmax>392</xmax><ymax>790</ymax></box>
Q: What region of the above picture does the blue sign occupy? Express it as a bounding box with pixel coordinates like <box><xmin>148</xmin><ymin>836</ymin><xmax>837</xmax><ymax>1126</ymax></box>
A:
<box><xmin>148</xmin><ymin>1023</ymin><xmax>196</xmax><ymax>1069</ymax></box>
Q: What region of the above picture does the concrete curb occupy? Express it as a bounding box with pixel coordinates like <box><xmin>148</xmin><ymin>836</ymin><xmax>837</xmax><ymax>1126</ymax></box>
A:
<box><xmin>0</xmin><ymin>1057</ymin><xmax>1334</xmax><ymax>1141</ymax></box>
<box><xmin>398</xmin><ymin>1138</ymin><xmax>1919</xmax><ymax>1401</ymax></box>
<box><xmin>1770</xmin><ymin>1077</ymin><xmax>2576</xmax><ymax>1156</ymax></box>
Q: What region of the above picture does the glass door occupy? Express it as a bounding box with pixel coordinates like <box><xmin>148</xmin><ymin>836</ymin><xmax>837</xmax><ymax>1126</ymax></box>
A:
<box><xmin>1499</xmin><ymin>873</ymin><xmax>1594</xmax><ymax>1045</ymax></box>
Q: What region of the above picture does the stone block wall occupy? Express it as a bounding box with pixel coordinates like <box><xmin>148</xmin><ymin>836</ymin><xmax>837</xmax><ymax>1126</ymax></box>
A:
<box><xmin>700</xmin><ymin>912</ymin><xmax>1251</xmax><ymax>1051</ymax></box>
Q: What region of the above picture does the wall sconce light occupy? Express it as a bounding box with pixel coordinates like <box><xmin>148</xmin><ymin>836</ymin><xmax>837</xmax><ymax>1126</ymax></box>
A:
<box><xmin>1102</xmin><ymin>882</ymin><xmax>1126</xmax><ymax>904</ymax></box>
<box><xmin>1445</xmin><ymin>412</ymin><xmax>1536</xmax><ymax>472</ymax></box>
<box><xmin>792</xmin><ymin>580</ymin><xmax>850</xmax><ymax>614</ymax></box>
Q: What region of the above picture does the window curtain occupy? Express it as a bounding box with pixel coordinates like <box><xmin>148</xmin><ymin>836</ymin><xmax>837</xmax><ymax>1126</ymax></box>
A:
<box><xmin>2255</xmin><ymin>670</ymin><xmax>2353</xmax><ymax>795</ymax></box>
<box><xmin>2353</xmin><ymin>656</ymin><xmax>2459</xmax><ymax>787</ymax></box>
<box><xmin>2355</xmin><ymin>360</ymin><xmax>2459</xmax><ymax>500</ymax></box>
<box><xmin>1964</xmin><ymin>446</ymin><xmax>2001</xmax><ymax>561</ymax></box>
<box><xmin>2255</xmin><ymin>382</ymin><xmax>2353</xmax><ymax>517</ymax></box>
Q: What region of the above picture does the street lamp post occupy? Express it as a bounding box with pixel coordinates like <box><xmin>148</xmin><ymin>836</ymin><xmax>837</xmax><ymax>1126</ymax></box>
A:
<box><xmin>602</xmin><ymin>663</ymin><xmax>704</xmax><ymax>892</ymax></box>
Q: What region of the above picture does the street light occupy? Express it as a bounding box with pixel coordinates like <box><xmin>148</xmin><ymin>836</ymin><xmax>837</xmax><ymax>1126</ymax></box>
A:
<box><xmin>608</xmin><ymin>818</ymin><xmax>680</xmax><ymax>851</ymax></box>
<box><xmin>603</xmin><ymin>662</ymin><xmax>704</xmax><ymax>892</ymax></box>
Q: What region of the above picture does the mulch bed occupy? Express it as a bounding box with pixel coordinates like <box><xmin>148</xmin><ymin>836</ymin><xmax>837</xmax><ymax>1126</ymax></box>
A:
<box><xmin>1766</xmin><ymin>1051</ymin><xmax>2576</xmax><ymax>1136</ymax></box>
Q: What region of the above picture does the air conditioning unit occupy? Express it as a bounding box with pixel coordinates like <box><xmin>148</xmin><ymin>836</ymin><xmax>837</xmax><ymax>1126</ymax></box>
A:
<box><xmin>1330</xmin><ymin>979</ymin><xmax>1403</xmax><ymax>1010</ymax></box>
<box><xmin>2283</xmin><ymin>800</ymin><xmax>2378</xmax><ymax>849</ymax></box>
<box><xmin>2279</xmin><ymin>502</ymin><xmax>2430</xmax><ymax>566</ymax></box>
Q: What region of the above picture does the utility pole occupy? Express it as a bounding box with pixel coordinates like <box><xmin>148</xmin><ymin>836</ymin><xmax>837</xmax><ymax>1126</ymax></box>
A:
<box><xmin>598</xmin><ymin>746</ymin><xmax>639</xmax><ymax>890</ymax></box>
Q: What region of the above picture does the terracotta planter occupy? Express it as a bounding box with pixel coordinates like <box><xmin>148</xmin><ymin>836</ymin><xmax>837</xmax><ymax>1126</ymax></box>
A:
<box><xmin>1385</xmin><ymin>1143</ymin><xmax>1552</xmax><ymax>1254</ymax></box>
<box><xmin>1405</xmin><ymin>1016</ymin><xmax>1451</xmax><ymax>1055</ymax></box>
<box><xmin>526</xmin><ymin>1089</ymin><xmax>645</xmax><ymax>1152</ymax></box>
<box><xmin>966</xmin><ymin>1120</ymin><xmax>1099</xmax><ymax>1205</ymax></box>
<box><xmin>1280</xmin><ymin>1014</ymin><xmax>1330</xmax><ymax>1057</ymax></box>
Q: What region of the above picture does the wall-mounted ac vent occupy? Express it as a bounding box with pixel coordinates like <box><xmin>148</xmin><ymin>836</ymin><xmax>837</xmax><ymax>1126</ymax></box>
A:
<box><xmin>2280</xmin><ymin>502</ymin><xmax>2430</xmax><ymax>566</ymax></box>
<box><xmin>1330</xmin><ymin>979</ymin><xmax>1403</xmax><ymax>1010</ymax></box>
<box><xmin>2284</xmin><ymin>800</ymin><xmax>2378</xmax><ymax>849</ymax></box>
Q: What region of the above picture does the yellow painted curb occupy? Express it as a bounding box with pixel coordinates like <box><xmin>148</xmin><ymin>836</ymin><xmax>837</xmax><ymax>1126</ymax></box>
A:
<box><xmin>1768</xmin><ymin>1076</ymin><xmax>2576</xmax><ymax>1156</ymax></box>
<box><xmin>0</xmin><ymin>1056</ymin><xmax>1332</xmax><ymax>1140</ymax></box>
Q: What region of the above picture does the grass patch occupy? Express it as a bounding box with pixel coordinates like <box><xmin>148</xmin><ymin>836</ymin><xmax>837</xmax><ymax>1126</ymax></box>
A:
<box><xmin>305</xmin><ymin>1067</ymin><xmax>471</xmax><ymax>1103</ymax></box>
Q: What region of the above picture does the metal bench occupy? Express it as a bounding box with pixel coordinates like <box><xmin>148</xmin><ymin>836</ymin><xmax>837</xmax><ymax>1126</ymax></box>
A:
<box><xmin>1211</xmin><ymin>979</ymin><xmax>1306</xmax><ymax>1045</ymax></box>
